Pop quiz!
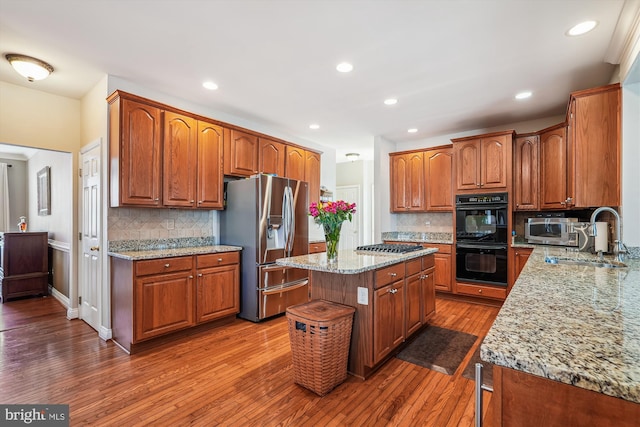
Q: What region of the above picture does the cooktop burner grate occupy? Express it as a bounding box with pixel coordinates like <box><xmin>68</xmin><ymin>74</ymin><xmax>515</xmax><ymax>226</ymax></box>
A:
<box><xmin>356</xmin><ymin>243</ymin><xmax>424</xmax><ymax>254</ymax></box>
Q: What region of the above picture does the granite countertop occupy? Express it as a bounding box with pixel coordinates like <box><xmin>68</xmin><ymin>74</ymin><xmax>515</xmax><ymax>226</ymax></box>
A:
<box><xmin>481</xmin><ymin>246</ymin><xmax>640</xmax><ymax>404</ymax></box>
<box><xmin>276</xmin><ymin>247</ymin><xmax>438</xmax><ymax>274</ymax></box>
<box><xmin>107</xmin><ymin>237</ymin><xmax>241</xmax><ymax>261</ymax></box>
<box><xmin>108</xmin><ymin>245</ymin><xmax>242</xmax><ymax>261</ymax></box>
<box><xmin>381</xmin><ymin>231</ymin><xmax>453</xmax><ymax>245</ymax></box>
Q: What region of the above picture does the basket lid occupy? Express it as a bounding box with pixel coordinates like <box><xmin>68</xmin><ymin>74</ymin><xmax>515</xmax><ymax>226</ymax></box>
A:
<box><xmin>286</xmin><ymin>299</ymin><xmax>355</xmax><ymax>321</ymax></box>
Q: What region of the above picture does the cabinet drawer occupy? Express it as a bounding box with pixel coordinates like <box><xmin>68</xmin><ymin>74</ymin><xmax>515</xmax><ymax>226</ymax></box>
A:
<box><xmin>375</xmin><ymin>263</ymin><xmax>405</xmax><ymax>288</ymax></box>
<box><xmin>308</xmin><ymin>241</ymin><xmax>326</xmax><ymax>254</ymax></box>
<box><xmin>428</xmin><ymin>243</ymin><xmax>452</xmax><ymax>254</ymax></box>
<box><xmin>197</xmin><ymin>251</ymin><xmax>240</xmax><ymax>268</ymax></box>
<box><xmin>135</xmin><ymin>256</ymin><xmax>193</xmax><ymax>276</ymax></box>
<box><xmin>405</xmin><ymin>258</ymin><xmax>421</xmax><ymax>276</ymax></box>
<box><xmin>421</xmin><ymin>254</ymin><xmax>435</xmax><ymax>270</ymax></box>
<box><xmin>456</xmin><ymin>282</ymin><xmax>506</xmax><ymax>300</ymax></box>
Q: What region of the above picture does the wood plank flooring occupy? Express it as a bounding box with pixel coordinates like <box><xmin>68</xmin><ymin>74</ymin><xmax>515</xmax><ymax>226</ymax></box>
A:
<box><xmin>0</xmin><ymin>296</ymin><xmax>500</xmax><ymax>426</ymax></box>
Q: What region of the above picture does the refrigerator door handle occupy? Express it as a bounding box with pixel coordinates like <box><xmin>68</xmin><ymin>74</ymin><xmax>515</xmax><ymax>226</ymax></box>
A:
<box><xmin>287</xmin><ymin>186</ymin><xmax>295</xmax><ymax>254</ymax></box>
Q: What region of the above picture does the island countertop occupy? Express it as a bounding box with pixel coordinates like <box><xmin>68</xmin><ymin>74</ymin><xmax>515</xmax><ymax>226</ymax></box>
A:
<box><xmin>276</xmin><ymin>247</ymin><xmax>438</xmax><ymax>274</ymax></box>
<box><xmin>481</xmin><ymin>246</ymin><xmax>640</xmax><ymax>404</ymax></box>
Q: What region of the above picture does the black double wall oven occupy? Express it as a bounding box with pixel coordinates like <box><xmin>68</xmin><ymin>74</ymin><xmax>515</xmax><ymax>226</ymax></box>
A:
<box><xmin>455</xmin><ymin>193</ymin><xmax>508</xmax><ymax>287</ymax></box>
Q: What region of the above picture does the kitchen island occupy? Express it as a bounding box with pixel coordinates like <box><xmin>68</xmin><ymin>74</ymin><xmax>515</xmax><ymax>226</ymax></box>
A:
<box><xmin>481</xmin><ymin>246</ymin><xmax>640</xmax><ymax>426</ymax></box>
<box><xmin>277</xmin><ymin>247</ymin><xmax>438</xmax><ymax>379</ymax></box>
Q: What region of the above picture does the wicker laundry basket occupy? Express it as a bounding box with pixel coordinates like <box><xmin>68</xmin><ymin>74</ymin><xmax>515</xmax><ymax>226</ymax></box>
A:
<box><xmin>286</xmin><ymin>299</ymin><xmax>355</xmax><ymax>396</ymax></box>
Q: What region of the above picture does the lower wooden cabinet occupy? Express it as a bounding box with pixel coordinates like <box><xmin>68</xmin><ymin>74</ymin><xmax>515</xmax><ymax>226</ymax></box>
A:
<box><xmin>508</xmin><ymin>247</ymin><xmax>533</xmax><ymax>289</ymax></box>
<box><xmin>308</xmin><ymin>241</ymin><xmax>326</xmax><ymax>254</ymax></box>
<box><xmin>111</xmin><ymin>251</ymin><xmax>240</xmax><ymax>353</ymax></box>
<box><xmin>405</xmin><ymin>259</ymin><xmax>423</xmax><ymax>337</ymax></box>
<box><xmin>455</xmin><ymin>282</ymin><xmax>507</xmax><ymax>300</ymax></box>
<box><xmin>373</xmin><ymin>279</ymin><xmax>405</xmax><ymax>364</ymax></box>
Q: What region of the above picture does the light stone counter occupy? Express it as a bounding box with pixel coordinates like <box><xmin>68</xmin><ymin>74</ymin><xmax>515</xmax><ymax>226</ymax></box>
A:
<box><xmin>381</xmin><ymin>231</ymin><xmax>453</xmax><ymax>245</ymax></box>
<box><xmin>108</xmin><ymin>245</ymin><xmax>242</xmax><ymax>261</ymax></box>
<box><xmin>276</xmin><ymin>247</ymin><xmax>438</xmax><ymax>274</ymax></box>
<box><xmin>481</xmin><ymin>246</ymin><xmax>640</xmax><ymax>404</ymax></box>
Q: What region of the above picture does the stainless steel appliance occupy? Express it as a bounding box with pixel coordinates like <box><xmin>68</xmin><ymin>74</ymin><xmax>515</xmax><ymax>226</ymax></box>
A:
<box><xmin>356</xmin><ymin>243</ymin><xmax>424</xmax><ymax>254</ymax></box>
<box><xmin>525</xmin><ymin>216</ymin><xmax>578</xmax><ymax>246</ymax></box>
<box><xmin>455</xmin><ymin>193</ymin><xmax>508</xmax><ymax>286</ymax></box>
<box><xmin>220</xmin><ymin>175</ymin><xmax>309</xmax><ymax>322</ymax></box>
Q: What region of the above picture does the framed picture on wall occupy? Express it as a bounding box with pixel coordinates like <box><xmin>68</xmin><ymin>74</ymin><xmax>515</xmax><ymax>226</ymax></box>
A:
<box><xmin>37</xmin><ymin>166</ymin><xmax>50</xmax><ymax>216</ymax></box>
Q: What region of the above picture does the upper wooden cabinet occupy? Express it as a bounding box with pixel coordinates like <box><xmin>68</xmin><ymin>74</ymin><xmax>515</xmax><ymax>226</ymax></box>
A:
<box><xmin>305</xmin><ymin>151</ymin><xmax>321</xmax><ymax>205</ymax></box>
<box><xmin>513</xmin><ymin>134</ymin><xmax>539</xmax><ymax>211</ymax></box>
<box><xmin>452</xmin><ymin>131</ymin><xmax>512</xmax><ymax>192</ymax></box>
<box><xmin>225</xmin><ymin>129</ymin><xmax>258</xmax><ymax>177</ymax></box>
<box><xmin>569</xmin><ymin>83</ymin><xmax>621</xmax><ymax>207</ymax></box>
<box><xmin>109</xmin><ymin>95</ymin><xmax>163</xmax><ymax>207</ymax></box>
<box><xmin>425</xmin><ymin>147</ymin><xmax>453</xmax><ymax>211</ymax></box>
<box><xmin>390</xmin><ymin>152</ymin><xmax>425</xmax><ymax>212</ymax></box>
<box><xmin>539</xmin><ymin>125</ymin><xmax>568</xmax><ymax>209</ymax></box>
<box><xmin>258</xmin><ymin>137</ymin><xmax>285</xmax><ymax>177</ymax></box>
<box><xmin>285</xmin><ymin>145</ymin><xmax>306</xmax><ymax>181</ymax></box>
<box><xmin>197</xmin><ymin>121</ymin><xmax>224</xmax><ymax>209</ymax></box>
<box><xmin>163</xmin><ymin>112</ymin><xmax>198</xmax><ymax>208</ymax></box>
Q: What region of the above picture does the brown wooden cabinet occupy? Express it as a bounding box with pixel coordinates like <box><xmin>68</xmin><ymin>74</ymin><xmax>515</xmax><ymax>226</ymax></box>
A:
<box><xmin>425</xmin><ymin>147</ymin><xmax>454</xmax><ymax>211</ymax></box>
<box><xmin>390</xmin><ymin>152</ymin><xmax>425</xmax><ymax>212</ymax></box>
<box><xmin>225</xmin><ymin>129</ymin><xmax>259</xmax><ymax>177</ymax></box>
<box><xmin>373</xmin><ymin>279</ymin><xmax>405</xmax><ymax>365</ymax></box>
<box><xmin>109</xmin><ymin>94</ymin><xmax>162</xmax><ymax>207</ymax></box>
<box><xmin>111</xmin><ymin>250</ymin><xmax>240</xmax><ymax>353</ymax></box>
<box><xmin>421</xmin><ymin>260</ymin><xmax>436</xmax><ymax>322</ymax></box>
<box><xmin>404</xmin><ymin>258</ymin><xmax>423</xmax><ymax>337</ymax></box>
<box><xmin>195</xmin><ymin>252</ymin><xmax>240</xmax><ymax>323</ymax></box>
<box><xmin>0</xmin><ymin>232</ymin><xmax>49</xmax><ymax>302</ymax></box>
<box><xmin>569</xmin><ymin>84</ymin><xmax>621</xmax><ymax>207</ymax></box>
<box><xmin>508</xmin><ymin>247</ymin><xmax>532</xmax><ymax>289</ymax></box>
<box><xmin>514</xmin><ymin>135</ymin><xmax>539</xmax><ymax>211</ymax></box>
<box><xmin>452</xmin><ymin>131</ymin><xmax>512</xmax><ymax>192</ymax></box>
<box><xmin>430</xmin><ymin>244</ymin><xmax>452</xmax><ymax>293</ymax></box>
<box><xmin>163</xmin><ymin>112</ymin><xmax>198</xmax><ymax>207</ymax></box>
<box><xmin>196</xmin><ymin>121</ymin><xmax>224</xmax><ymax>209</ymax></box>
<box><xmin>284</xmin><ymin>145</ymin><xmax>306</xmax><ymax>181</ymax></box>
<box><xmin>308</xmin><ymin>241</ymin><xmax>326</xmax><ymax>254</ymax></box>
<box><xmin>305</xmin><ymin>150</ymin><xmax>321</xmax><ymax>206</ymax></box>
<box><xmin>258</xmin><ymin>137</ymin><xmax>285</xmax><ymax>177</ymax></box>
<box><xmin>539</xmin><ymin>124</ymin><xmax>569</xmax><ymax>209</ymax></box>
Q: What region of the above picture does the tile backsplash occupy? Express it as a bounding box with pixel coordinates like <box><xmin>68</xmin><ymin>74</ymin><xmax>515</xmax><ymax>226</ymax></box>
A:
<box><xmin>393</xmin><ymin>212</ymin><xmax>453</xmax><ymax>233</ymax></box>
<box><xmin>108</xmin><ymin>208</ymin><xmax>215</xmax><ymax>241</ymax></box>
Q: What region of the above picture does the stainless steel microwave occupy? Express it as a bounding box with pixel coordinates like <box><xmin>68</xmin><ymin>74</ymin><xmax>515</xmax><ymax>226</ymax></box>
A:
<box><xmin>525</xmin><ymin>217</ymin><xmax>579</xmax><ymax>246</ymax></box>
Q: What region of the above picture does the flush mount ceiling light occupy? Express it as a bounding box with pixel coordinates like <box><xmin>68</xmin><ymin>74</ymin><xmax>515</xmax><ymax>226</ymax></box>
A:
<box><xmin>309</xmin><ymin>123</ymin><xmax>320</xmax><ymax>130</ymax></box>
<box><xmin>202</xmin><ymin>81</ymin><xmax>218</xmax><ymax>90</ymax></box>
<box><xmin>384</xmin><ymin>98</ymin><xmax>398</xmax><ymax>106</ymax></box>
<box><xmin>566</xmin><ymin>20</ymin><xmax>598</xmax><ymax>36</ymax></box>
<box><xmin>407</xmin><ymin>128</ymin><xmax>418</xmax><ymax>133</ymax></box>
<box><xmin>6</xmin><ymin>54</ymin><xmax>54</xmax><ymax>82</ymax></box>
<box><xmin>345</xmin><ymin>152</ymin><xmax>360</xmax><ymax>162</ymax></box>
<box><xmin>336</xmin><ymin>62</ymin><xmax>354</xmax><ymax>73</ymax></box>
<box><xmin>515</xmin><ymin>91</ymin><xmax>532</xmax><ymax>100</ymax></box>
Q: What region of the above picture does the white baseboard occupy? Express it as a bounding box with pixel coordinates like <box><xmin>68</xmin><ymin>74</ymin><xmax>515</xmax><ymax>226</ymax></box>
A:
<box><xmin>66</xmin><ymin>307</ymin><xmax>79</xmax><ymax>320</ymax></box>
<box><xmin>99</xmin><ymin>326</ymin><xmax>112</xmax><ymax>341</ymax></box>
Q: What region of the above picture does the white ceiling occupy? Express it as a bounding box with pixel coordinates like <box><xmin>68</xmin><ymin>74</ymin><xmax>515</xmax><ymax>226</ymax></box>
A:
<box><xmin>0</xmin><ymin>0</ymin><xmax>635</xmax><ymax>161</ymax></box>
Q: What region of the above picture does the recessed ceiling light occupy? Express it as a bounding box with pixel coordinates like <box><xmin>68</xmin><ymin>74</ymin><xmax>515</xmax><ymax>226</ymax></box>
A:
<box><xmin>336</xmin><ymin>62</ymin><xmax>353</xmax><ymax>73</ymax></box>
<box><xmin>309</xmin><ymin>124</ymin><xmax>320</xmax><ymax>130</ymax></box>
<box><xmin>566</xmin><ymin>20</ymin><xmax>598</xmax><ymax>36</ymax></box>
<box><xmin>203</xmin><ymin>81</ymin><xmax>218</xmax><ymax>90</ymax></box>
<box><xmin>515</xmin><ymin>91</ymin><xmax>532</xmax><ymax>100</ymax></box>
<box><xmin>407</xmin><ymin>128</ymin><xmax>418</xmax><ymax>133</ymax></box>
<box><xmin>384</xmin><ymin>98</ymin><xmax>398</xmax><ymax>106</ymax></box>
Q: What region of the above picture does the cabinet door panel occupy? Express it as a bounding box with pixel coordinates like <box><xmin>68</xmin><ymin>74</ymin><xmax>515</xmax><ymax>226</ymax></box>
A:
<box><xmin>540</xmin><ymin>127</ymin><xmax>567</xmax><ymax>209</ymax></box>
<box><xmin>434</xmin><ymin>253</ymin><xmax>452</xmax><ymax>292</ymax></box>
<box><xmin>514</xmin><ymin>136</ymin><xmax>539</xmax><ymax>210</ymax></box>
<box><xmin>196</xmin><ymin>264</ymin><xmax>239</xmax><ymax>323</ymax></box>
<box><xmin>120</xmin><ymin>99</ymin><xmax>162</xmax><ymax>206</ymax></box>
<box><xmin>197</xmin><ymin>121</ymin><xmax>224</xmax><ymax>209</ymax></box>
<box><xmin>229</xmin><ymin>130</ymin><xmax>258</xmax><ymax>176</ymax></box>
<box><xmin>422</xmin><ymin>267</ymin><xmax>436</xmax><ymax>322</ymax></box>
<box><xmin>455</xmin><ymin>141</ymin><xmax>480</xmax><ymax>190</ymax></box>
<box><xmin>426</xmin><ymin>149</ymin><xmax>453</xmax><ymax>210</ymax></box>
<box><xmin>405</xmin><ymin>274</ymin><xmax>422</xmax><ymax>337</ymax></box>
<box><xmin>305</xmin><ymin>151</ymin><xmax>321</xmax><ymax>206</ymax></box>
<box><xmin>391</xmin><ymin>155</ymin><xmax>408</xmax><ymax>211</ymax></box>
<box><xmin>259</xmin><ymin>138</ymin><xmax>285</xmax><ymax>177</ymax></box>
<box><xmin>135</xmin><ymin>272</ymin><xmax>194</xmax><ymax>342</ymax></box>
<box><xmin>481</xmin><ymin>135</ymin><xmax>508</xmax><ymax>189</ymax></box>
<box><xmin>163</xmin><ymin>112</ymin><xmax>197</xmax><ymax>207</ymax></box>
<box><xmin>285</xmin><ymin>146</ymin><xmax>305</xmax><ymax>181</ymax></box>
<box><xmin>407</xmin><ymin>153</ymin><xmax>425</xmax><ymax>210</ymax></box>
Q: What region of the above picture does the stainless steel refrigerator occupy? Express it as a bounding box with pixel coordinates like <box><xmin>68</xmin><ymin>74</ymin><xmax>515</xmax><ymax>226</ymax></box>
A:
<box><xmin>220</xmin><ymin>174</ymin><xmax>309</xmax><ymax>322</ymax></box>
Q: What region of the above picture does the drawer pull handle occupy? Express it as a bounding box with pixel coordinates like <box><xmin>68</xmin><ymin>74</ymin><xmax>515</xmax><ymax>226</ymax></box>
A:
<box><xmin>218</xmin><ymin>258</ymin><xmax>223</xmax><ymax>262</ymax></box>
<box><xmin>189</xmin><ymin>275</ymin><xmax>193</xmax><ymax>279</ymax></box>
<box><xmin>389</xmin><ymin>272</ymin><xmax>397</xmax><ymax>277</ymax></box>
<box><xmin>478</xmin><ymin>289</ymin><xmax>483</xmax><ymax>293</ymax></box>
<box><xmin>164</xmin><ymin>263</ymin><xmax>170</xmax><ymax>268</ymax></box>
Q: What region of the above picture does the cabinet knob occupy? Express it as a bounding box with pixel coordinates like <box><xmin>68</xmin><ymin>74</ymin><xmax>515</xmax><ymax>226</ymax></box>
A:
<box><xmin>189</xmin><ymin>275</ymin><xmax>193</xmax><ymax>279</ymax></box>
<box><xmin>164</xmin><ymin>263</ymin><xmax>170</xmax><ymax>268</ymax></box>
<box><xmin>218</xmin><ymin>258</ymin><xmax>223</xmax><ymax>262</ymax></box>
<box><xmin>478</xmin><ymin>289</ymin><xmax>483</xmax><ymax>293</ymax></box>
<box><xmin>190</xmin><ymin>200</ymin><xmax>195</xmax><ymax>204</ymax></box>
<box><xmin>198</xmin><ymin>273</ymin><xmax>203</xmax><ymax>277</ymax></box>
<box><xmin>198</xmin><ymin>201</ymin><xmax>203</xmax><ymax>204</ymax></box>
<box><xmin>389</xmin><ymin>272</ymin><xmax>397</xmax><ymax>277</ymax></box>
<box><xmin>154</xmin><ymin>198</ymin><xmax>160</xmax><ymax>201</ymax></box>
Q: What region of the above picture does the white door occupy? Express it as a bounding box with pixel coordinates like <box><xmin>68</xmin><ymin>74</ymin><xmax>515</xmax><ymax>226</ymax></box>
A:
<box><xmin>80</xmin><ymin>142</ymin><xmax>101</xmax><ymax>331</ymax></box>
<box><xmin>336</xmin><ymin>185</ymin><xmax>360</xmax><ymax>250</ymax></box>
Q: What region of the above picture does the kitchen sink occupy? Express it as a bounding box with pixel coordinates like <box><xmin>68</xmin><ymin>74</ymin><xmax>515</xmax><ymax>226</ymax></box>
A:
<box><xmin>544</xmin><ymin>256</ymin><xmax>627</xmax><ymax>269</ymax></box>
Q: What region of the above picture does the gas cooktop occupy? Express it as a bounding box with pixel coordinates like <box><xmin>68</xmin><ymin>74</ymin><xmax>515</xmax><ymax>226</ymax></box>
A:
<box><xmin>356</xmin><ymin>243</ymin><xmax>424</xmax><ymax>254</ymax></box>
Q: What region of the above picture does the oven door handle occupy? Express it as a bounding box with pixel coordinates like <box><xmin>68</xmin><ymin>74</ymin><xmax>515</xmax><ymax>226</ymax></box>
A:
<box><xmin>456</xmin><ymin>243</ymin><xmax>507</xmax><ymax>250</ymax></box>
<box><xmin>455</xmin><ymin>204</ymin><xmax>508</xmax><ymax>211</ymax></box>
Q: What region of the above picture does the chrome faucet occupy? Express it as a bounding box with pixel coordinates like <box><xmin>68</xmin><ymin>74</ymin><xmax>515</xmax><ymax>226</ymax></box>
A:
<box><xmin>590</xmin><ymin>207</ymin><xmax>627</xmax><ymax>262</ymax></box>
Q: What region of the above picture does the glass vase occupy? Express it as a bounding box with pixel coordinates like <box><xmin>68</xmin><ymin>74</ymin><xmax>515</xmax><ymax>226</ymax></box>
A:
<box><xmin>323</xmin><ymin>221</ymin><xmax>342</xmax><ymax>263</ymax></box>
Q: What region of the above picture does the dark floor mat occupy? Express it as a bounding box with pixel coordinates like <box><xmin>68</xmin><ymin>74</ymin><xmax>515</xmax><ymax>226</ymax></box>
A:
<box><xmin>396</xmin><ymin>325</ymin><xmax>477</xmax><ymax>375</ymax></box>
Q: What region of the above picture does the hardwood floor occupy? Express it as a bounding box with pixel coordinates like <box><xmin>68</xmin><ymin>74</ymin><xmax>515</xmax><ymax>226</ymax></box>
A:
<box><xmin>0</xmin><ymin>296</ymin><xmax>500</xmax><ymax>426</ymax></box>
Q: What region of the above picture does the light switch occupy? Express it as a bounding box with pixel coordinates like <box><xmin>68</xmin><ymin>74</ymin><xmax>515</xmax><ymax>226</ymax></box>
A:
<box><xmin>357</xmin><ymin>287</ymin><xmax>368</xmax><ymax>305</ymax></box>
